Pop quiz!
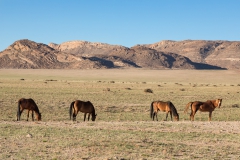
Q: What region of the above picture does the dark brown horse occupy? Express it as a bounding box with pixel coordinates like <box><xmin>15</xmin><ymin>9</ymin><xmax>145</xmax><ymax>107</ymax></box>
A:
<box><xmin>69</xmin><ymin>100</ymin><xmax>97</xmax><ymax>121</ymax></box>
<box><xmin>17</xmin><ymin>98</ymin><xmax>42</xmax><ymax>121</ymax></box>
<box><xmin>150</xmin><ymin>101</ymin><xmax>179</xmax><ymax>121</ymax></box>
<box><xmin>184</xmin><ymin>99</ymin><xmax>222</xmax><ymax>121</ymax></box>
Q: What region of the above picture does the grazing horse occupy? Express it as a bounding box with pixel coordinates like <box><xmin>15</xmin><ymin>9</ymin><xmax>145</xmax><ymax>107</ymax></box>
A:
<box><xmin>69</xmin><ymin>100</ymin><xmax>97</xmax><ymax>121</ymax></box>
<box><xmin>150</xmin><ymin>101</ymin><xmax>179</xmax><ymax>121</ymax></box>
<box><xmin>184</xmin><ymin>99</ymin><xmax>222</xmax><ymax>121</ymax></box>
<box><xmin>17</xmin><ymin>98</ymin><xmax>42</xmax><ymax>121</ymax></box>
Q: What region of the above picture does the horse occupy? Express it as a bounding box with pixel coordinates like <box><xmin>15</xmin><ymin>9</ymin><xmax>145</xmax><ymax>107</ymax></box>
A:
<box><xmin>184</xmin><ymin>99</ymin><xmax>222</xmax><ymax>121</ymax></box>
<box><xmin>69</xmin><ymin>100</ymin><xmax>97</xmax><ymax>121</ymax></box>
<box><xmin>150</xmin><ymin>101</ymin><xmax>179</xmax><ymax>121</ymax></box>
<box><xmin>17</xmin><ymin>98</ymin><xmax>42</xmax><ymax>121</ymax></box>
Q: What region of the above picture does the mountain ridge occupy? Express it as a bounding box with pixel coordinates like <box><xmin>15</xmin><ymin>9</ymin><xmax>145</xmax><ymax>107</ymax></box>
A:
<box><xmin>1</xmin><ymin>39</ymin><xmax>238</xmax><ymax>69</ymax></box>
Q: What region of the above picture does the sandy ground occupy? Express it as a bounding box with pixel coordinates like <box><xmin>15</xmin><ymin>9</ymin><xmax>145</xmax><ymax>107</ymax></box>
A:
<box><xmin>2</xmin><ymin>120</ymin><xmax>240</xmax><ymax>134</ymax></box>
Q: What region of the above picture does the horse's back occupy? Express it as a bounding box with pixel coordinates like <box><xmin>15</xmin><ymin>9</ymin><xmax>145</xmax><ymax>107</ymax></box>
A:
<box><xmin>192</xmin><ymin>101</ymin><xmax>203</xmax><ymax>107</ymax></box>
<box><xmin>27</xmin><ymin>98</ymin><xmax>38</xmax><ymax>109</ymax></box>
<box><xmin>200</xmin><ymin>101</ymin><xmax>216</xmax><ymax>111</ymax></box>
<box><xmin>19</xmin><ymin>98</ymin><xmax>39</xmax><ymax>110</ymax></box>
<box><xmin>192</xmin><ymin>101</ymin><xmax>213</xmax><ymax>112</ymax></box>
<box><xmin>75</xmin><ymin>100</ymin><xmax>94</xmax><ymax>113</ymax></box>
<box><xmin>153</xmin><ymin>101</ymin><xmax>170</xmax><ymax>111</ymax></box>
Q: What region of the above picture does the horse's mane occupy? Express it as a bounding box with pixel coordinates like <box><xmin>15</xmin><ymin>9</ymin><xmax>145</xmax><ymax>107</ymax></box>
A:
<box><xmin>29</xmin><ymin>99</ymin><xmax>40</xmax><ymax>114</ymax></box>
<box><xmin>88</xmin><ymin>101</ymin><xmax>96</xmax><ymax>116</ymax></box>
<box><xmin>92</xmin><ymin>108</ymin><xmax>96</xmax><ymax>116</ymax></box>
<box><xmin>168</xmin><ymin>101</ymin><xmax>179</xmax><ymax>117</ymax></box>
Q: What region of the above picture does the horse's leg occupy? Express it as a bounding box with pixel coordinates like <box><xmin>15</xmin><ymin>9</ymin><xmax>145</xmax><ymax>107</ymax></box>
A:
<box><xmin>165</xmin><ymin>112</ymin><xmax>168</xmax><ymax>121</ymax></box>
<box><xmin>169</xmin><ymin>112</ymin><xmax>173</xmax><ymax>121</ymax></box>
<box><xmin>88</xmin><ymin>113</ymin><xmax>90</xmax><ymax>121</ymax></box>
<box><xmin>189</xmin><ymin>109</ymin><xmax>192</xmax><ymax>120</ymax></box>
<box><xmin>209</xmin><ymin>112</ymin><xmax>212</xmax><ymax>121</ymax></box>
<box><xmin>18</xmin><ymin>109</ymin><xmax>24</xmax><ymax>121</ymax></box>
<box><xmin>190</xmin><ymin>107</ymin><xmax>197</xmax><ymax>121</ymax></box>
<box><xmin>191</xmin><ymin>112</ymin><xmax>195</xmax><ymax>121</ymax></box>
<box><xmin>27</xmin><ymin>110</ymin><xmax>30</xmax><ymax>121</ymax></box>
<box><xmin>191</xmin><ymin>110</ymin><xmax>198</xmax><ymax>121</ymax></box>
<box><xmin>73</xmin><ymin>111</ymin><xmax>77</xmax><ymax>121</ymax></box>
<box><xmin>32</xmin><ymin>110</ymin><xmax>34</xmax><ymax>121</ymax></box>
<box><xmin>73</xmin><ymin>114</ymin><xmax>76</xmax><ymax>121</ymax></box>
<box><xmin>84</xmin><ymin>113</ymin><xmax>87</xmax><ymax>121</ymax></box>
<box><xmin>155</xmin><ymin>112</ymin><xmax>158</xmax><ymax>121</ymax></box>
<box><xmin>190</xmin><ymin>110</ymin><xmax>194</xmax><ymax>121</ymax></box>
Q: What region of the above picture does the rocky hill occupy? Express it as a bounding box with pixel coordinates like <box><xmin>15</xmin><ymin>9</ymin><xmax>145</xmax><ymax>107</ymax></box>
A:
<box><xmin>0</xmin><ymin>40</ymin><xmax>71</xmax><ymax>69</ymax></box>
<box><xmin>1</xmin><ymin>39</ymin><xmax>239</xmax><ymax>69</ymax></box>
<box><xmin>144</xmin><ymin>40</ymin><xmax>240</xmax><ymax>69</ymax></box>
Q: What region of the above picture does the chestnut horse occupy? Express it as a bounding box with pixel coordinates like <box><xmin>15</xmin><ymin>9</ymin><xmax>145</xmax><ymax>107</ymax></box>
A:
<box><xmin>184</xmin><ymin>99</ymin><xmax>222</xmax><ymax>121</ymax></box>
<box><xmin>150</xmin><ymin>101</ymin><xmax>179</xmax><ymax>121</ymax></box>
<box><xmin>69</xmin><ymin>100</ymin><xmax>97</xmax><ymax>121</ymax></box>
<box><xmin>17</xmin><ymin>98</ymin><xmax>42</xmax><ymax>121</ymax></box>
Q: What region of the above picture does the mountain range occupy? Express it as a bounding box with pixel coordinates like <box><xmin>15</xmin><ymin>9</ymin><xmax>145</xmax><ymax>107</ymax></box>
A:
<box><xmin>0</xmin><ymin>39</ymin><xmax>239</xmax><ymax>69</ymax></box>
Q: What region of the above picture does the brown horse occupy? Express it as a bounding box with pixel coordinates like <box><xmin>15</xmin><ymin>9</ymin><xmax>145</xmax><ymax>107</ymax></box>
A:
<box><xmin>150</xmin><ymin>101</ymin><xmax>179</xmax><ymax>121</ymax></box>
<box><xmin>69</xmin><ymin>100</ymin><xmax>97</xmax><ymax>121</ymax></box>
<box><xmin>17</xmin><ymin>98</ymin><xmax>42</xmax><ymax>121</ymax></box>
<box><xmin>184</xmin><ymin>99</ymin><xmax>222</xmax><ymax>121</ymax></box>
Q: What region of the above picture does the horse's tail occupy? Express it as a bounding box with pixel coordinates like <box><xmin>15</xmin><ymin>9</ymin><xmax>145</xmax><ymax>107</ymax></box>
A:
<box><xmin>184</xmin><ymin>102</ymin><xmax>193</xmax><ymax>113</ymax></box>
<box><xmin>150</xmin><ymin>102</ymin><xmax>154</xmax><ymax>118</ymax></box>
<box><xmin>69</xmin><ymin>101</ymin><xmax>75</xmax><ymax>120</ymax></box>
<box><xmin>17</xmin><ymin>100</ymin><xmax>21</xmax><ymax>121</ymax></box>
<box><xmin>169</xmin><ymin>101</ymin><xmax>179</xmax><ymax>117</ymax></box>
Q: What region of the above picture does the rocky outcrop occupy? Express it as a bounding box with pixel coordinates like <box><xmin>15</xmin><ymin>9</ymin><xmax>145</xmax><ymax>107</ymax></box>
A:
<box><xmin>144</xmin><ymin>40</ymin><xmax>240</xmax><ymax>69</ymax></box>
<box><xmin>48</xmin><ymin>41</ymin><xmax>129</xmax><ymax>56</ymax></box>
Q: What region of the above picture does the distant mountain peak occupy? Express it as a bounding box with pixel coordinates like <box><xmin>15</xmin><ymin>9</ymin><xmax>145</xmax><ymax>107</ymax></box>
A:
<box><xmin>7</xmin><ymin>39</ymin><xmax>54</xmax><ymax>53</ymax></box>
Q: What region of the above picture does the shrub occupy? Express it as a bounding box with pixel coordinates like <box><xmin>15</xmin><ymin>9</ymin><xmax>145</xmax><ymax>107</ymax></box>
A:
<box><xmin>144</xmin><ymin>89</ymin><xmax>153</xmax><ymax>93</ymax></box>
<box><xmin>103</xmin><ymin>88</ymin><xmax>111</xmax><ymax>91</ymax></box>
<box><xmin>232</xmin><ymin>104</ymin><xmax>239</xmax><ymax>108</ymax></box>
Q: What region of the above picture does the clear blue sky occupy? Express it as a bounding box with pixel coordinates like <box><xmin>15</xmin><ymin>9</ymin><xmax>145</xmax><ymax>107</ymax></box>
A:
<box><xmin>1</xmin><ymin>0</ymin><xmax>240</xmax><ymax>51</ymax></box>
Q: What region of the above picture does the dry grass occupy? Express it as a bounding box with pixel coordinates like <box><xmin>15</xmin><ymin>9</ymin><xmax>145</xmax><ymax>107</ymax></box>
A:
<box><xmin>1</xmin><ymin>69</ymin><xmax>240</xmax><ymax>159</ymax></box>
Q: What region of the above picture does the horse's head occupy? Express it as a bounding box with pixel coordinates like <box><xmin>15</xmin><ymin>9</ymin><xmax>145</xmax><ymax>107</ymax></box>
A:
<box><xmin>174</xmin><ymin>114</ymin><xmax>179</xmax><ymax>121</ymax></box>
<box><xmin>216</xmin><ymin>99</ymin><xmax>222</xmax><ymax>108</ymax></box>
<box><xmin>92</xmin><ymin>114</ymin><xmax>97</xmax><ymax>121</ymax></box>
<box><xmin>36</xmin><ymin>113</ymin><xmax>42</xmax><ymax>121</ymax></box>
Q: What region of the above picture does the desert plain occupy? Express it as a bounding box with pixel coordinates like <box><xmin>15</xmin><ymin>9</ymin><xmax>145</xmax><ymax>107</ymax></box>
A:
<box><xmin>1</xmin><ymin>69</ymin><xmax>240</xmax><ymax>159</ymax></box>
